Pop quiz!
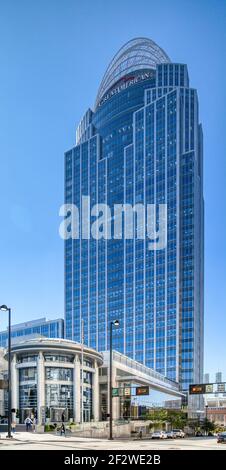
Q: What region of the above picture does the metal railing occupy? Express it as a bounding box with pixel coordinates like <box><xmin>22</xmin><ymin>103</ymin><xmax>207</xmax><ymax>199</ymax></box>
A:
<box><xmin>112</xmin><ymin>350</ymin><xmax>179</xmax><ymax>390</ymax></box>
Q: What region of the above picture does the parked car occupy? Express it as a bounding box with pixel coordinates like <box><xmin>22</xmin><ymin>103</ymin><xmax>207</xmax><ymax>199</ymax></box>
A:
<box><xmin>217</xmin><ymin>432</ymin><xmax>226</xmax><ymax>443</ymax></box>
<box><xmin>172</xmin><ymin>429</ymin><xmax>185</xmax><ymax>438</ymax></box>
<box><xmin>151</xmin><ymin>431</ymin><xmax>167</xmax><ymax>439</ymax></box>
<box><xmin>166</xmin><ymin>431</ymin><xmax>174</xmax><ymax>439</ymax></box>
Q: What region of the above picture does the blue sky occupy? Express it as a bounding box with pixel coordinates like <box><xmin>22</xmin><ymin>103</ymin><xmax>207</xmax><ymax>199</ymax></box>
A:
<box><xmin>0</xmin><ymin>0</ymin><xmax>225</xmax><ymax>379</ymax></box>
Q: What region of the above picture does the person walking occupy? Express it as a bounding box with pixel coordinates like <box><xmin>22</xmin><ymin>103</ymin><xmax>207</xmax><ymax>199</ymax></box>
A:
<box><xmin>60</xmin><ymin>422</ymin><xmax>66</xmax><ymax>436</ymax></box>
<box><xmin>11</xmin><ymin>420</ymin><xmax>16</xmax><ymax>433</ymax></box>
<box><xmin>32</xmin><ymin>417</ymin><xmax>36</xmax><ymax>433</ymax></box>
<box><xmin>25</xmin><ymin>416</ymin><xmax>32</xmax><ymax>431</ymax></box>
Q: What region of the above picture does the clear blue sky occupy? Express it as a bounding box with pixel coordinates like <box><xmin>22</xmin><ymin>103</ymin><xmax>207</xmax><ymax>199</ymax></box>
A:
<box><xmin>0</xmin><ymin>0</ymin><xmax>225</xmax><ymax>379</ymax></box>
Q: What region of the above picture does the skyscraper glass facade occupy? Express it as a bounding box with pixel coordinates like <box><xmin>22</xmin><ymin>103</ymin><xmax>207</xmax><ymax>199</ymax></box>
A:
<box><xmin>64</xmin><ymin>38</ymin><xmax>204</xmax><ymax>390</ymax></box>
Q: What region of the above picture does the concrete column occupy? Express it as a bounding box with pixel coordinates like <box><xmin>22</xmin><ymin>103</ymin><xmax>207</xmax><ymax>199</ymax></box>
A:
<box><xmin>112</xmin><ymin>364</ymin><xmax>120</xmax><ymax>421</ymax></box>
<box><xmin>107</xmin><ymin>362</ymin><xmax>120</xmax><ymax>420</ymax></box>
<box><xmin>37</xmin><ymin>352</ymin><xmax>45</xmax><ymax>424</ymax></box>
<box><xmin>11</xmin><ymin>354</ymin><xmax>18</xmax><ymax>412</ymax></box>
<box><xmin>73</xmin><ymin>354</ymin><xmax>81</xmax><ymax>423</ymax></box>
<box><xmin>93</xmin><ymin>360</ymin><xmax>99</xmax><ymax>421</ymax></box>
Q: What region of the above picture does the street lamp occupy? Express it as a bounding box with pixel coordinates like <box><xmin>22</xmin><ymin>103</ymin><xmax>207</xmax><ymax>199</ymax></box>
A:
<box><xmin>109</xmin><ymin>319</ymin><xmax>119</xmax><ymax>440</ymax></box>
<box><xmin>0</xmin><ymin>304</ymin><xmax>12</xmax><ymax>439</ymax></box>
<box><xmin>205</xmin><ymin>405</ymin><xmax>209</xmax><ymax>436</ymax></box>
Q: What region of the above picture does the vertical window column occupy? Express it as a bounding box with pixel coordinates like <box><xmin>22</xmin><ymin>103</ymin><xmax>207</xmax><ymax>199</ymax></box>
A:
<box><xmin>73</xmin><ymin>354</ymin><xmax>81</xmax><ymax>423</ymax></box>
<box><xmin>92</xmin><ymin>360</ymin><xmax>99</xmax><ymax>421</ymax></box>
<box><xmin>11</xmin><ymin>354</ymin><xmax>18</xmax><ymax>414</ymax></box>
<box><xmin>37</xmin><ymin>352</ymin><xmax>45</xmax><ymax>424</ymax></box>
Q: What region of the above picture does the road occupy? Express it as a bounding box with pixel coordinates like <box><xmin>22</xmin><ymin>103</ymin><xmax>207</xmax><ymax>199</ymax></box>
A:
<box><xmin>0</xmin><ymin>432</ymin><xmax>225</xmax><ymax>450</ymax></box>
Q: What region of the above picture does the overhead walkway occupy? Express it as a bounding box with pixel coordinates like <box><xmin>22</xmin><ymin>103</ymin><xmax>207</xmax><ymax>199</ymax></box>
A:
<box><xmin>102</xmin><ymin>350</ymin><xmax>184</xmax><ymax>398</ymax></box>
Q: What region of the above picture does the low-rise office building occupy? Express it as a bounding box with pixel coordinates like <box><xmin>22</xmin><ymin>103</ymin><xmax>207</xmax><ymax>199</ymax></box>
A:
<box><xmin>205</xmin><ymin>397</ymin><xmax>226</xmax><ymax>427</ymax></box>
<box><xmin>6</xmin><ymin>338</ymin><xmax>102</xmax><ymax>424</ymax></box>
<box><xmin>4</xmin><ymin>338</ymin><xmax>183</xmax><ymax>425</ymax></box>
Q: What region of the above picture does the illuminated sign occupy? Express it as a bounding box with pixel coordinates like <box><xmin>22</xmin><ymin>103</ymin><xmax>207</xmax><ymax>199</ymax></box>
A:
<box><xmin>111</xmin><ymin>386</ymin><xmax>150</xmax><ymax>397</ymax></box>
<box><xmin>189</xmin><ymin>384</ymin><xmax>206</xmax><ymax>395</ymax></box>
<box><xmin>136</xmin><ymin>386</ymin><xmax>149</xmax><ymax>396</ymax></box>
<box><xmin>190</xmin><ymin>383</ymin><xmax>226</xmax><ymax>395</ymax></box>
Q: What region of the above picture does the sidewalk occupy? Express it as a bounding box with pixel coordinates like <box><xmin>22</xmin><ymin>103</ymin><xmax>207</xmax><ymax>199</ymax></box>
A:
<box><xmin>0</xmin><ymin>431</ymin><xmax>106</xmax><ymax>444</ymax></box>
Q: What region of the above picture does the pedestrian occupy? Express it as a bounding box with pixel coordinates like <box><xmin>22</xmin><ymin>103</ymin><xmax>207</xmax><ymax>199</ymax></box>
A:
<box><xmin>60</xmin><ymin>422</ymin><xmax>66</xmax><ymax>436</ymax></box>
<box><xmin>11</xmin><ymin>421</ymin><xmax>16</xmax><ymax>433</ymax></box>
<box><xmin>25</xmin><ymin>416</ymin><xmax>32</xmax><ymax>431</ymax></box>
<box><xmin>32</xmin><ymin>417</ymin><xmax>36</xmax><ymax>433</ymax></box>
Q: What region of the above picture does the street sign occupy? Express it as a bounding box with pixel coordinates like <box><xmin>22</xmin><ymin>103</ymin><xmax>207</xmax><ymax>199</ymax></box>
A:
<box><xmin>205</xmin><ymin>384</ymin><xmax>213</xmax><ymax>393</ymax></box>
<box><xmin>136</xmin><ymin>386</ymin><xmax>149</xmax><ymax>396</ymax></box>
<box><xmin>112</xmin><ymin>386</ymin><xmax>150</xmax><ymax>397</ymax></box>
<box><xmin>0</xmin><ymin>379</ymin><xmax>8</xmax><ymax>390</ymax></box>
<box><xmin>189</xmin><ymin>384</ymin><xmax>206</xmax><ymax>395</ymax></box>
<box><xmin>217</xmin><ymin>383</ymin><xmax>226</xmax><ymax>393</ymax></box>
<box><xmin>190</xmin><ymin>382</ymin><xmax>226</xmax><ymax>395</ymax></box>
<box><xmin>124</xmin><ymin>387</ymin><xmax>131</xmax><ymax>397</ymax></box>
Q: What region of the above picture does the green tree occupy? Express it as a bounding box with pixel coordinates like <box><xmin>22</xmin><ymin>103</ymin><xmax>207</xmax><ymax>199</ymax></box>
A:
<box><xmin>146</xmin><ymin>408</ymin><xmax>168</xmax><ymax>429</ymax></box>
<box><xmin>167</xmin><ymin>410</ymin><xmax>188</xmax><ymax>429</ymax></box>
<box><xmin>201</xmin><ymin>418</ymin><xmax>216</xmax><ymax>435</ymax></box>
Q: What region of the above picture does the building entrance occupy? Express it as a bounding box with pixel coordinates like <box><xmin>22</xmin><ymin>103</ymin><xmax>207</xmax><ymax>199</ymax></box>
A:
<box><xmin>21</xmin><ymin>408</ymin><xmax>35</xmax><ymax>423</ymax></box>
<box><xmin>50</xmin><ymin>407</ymin><xmax>68</xmax><ymax>422</ymax></box>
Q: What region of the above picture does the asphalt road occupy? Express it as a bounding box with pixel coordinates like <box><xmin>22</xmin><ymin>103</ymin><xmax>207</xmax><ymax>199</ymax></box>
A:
<box><xmin>0</xmin><ymin>433</ymin><xmax>225</xmax><ymax>450</ymax></box>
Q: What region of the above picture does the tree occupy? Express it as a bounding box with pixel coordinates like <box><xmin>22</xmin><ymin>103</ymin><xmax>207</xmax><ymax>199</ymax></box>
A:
<box><xmin>146</xmin><ymin>408</ymin><xmax>188</xmax><ymax>430</ymax></box>
<box><xmin>147</xmin><ymin>408</ymin><xmax>169</xmax><ymax>430</ymax></box>
<box><xmin>167</xmin><ymin>410</ymin><xmax>188</xmax><ymax>429</ymax></box>
<box><xmin>202</xmin><ymin>418</ymin><xmax>216</xmax><ymax>435</ymax></box>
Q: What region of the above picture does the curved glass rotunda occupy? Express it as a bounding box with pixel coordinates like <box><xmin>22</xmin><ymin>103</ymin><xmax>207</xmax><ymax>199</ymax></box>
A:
<box><xmin>65</xmin><ymin>38</ymin><xmax>204</xmax><ymax>394</ymax></box>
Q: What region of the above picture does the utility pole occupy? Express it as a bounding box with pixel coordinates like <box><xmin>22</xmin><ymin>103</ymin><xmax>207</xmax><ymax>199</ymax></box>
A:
<box><xmin>0</xmin><ymin>305</ymin><xmax>12</xmax><ymax>439</ymax></box>
<box><xmin>109</xmin><ymin>320</ymin><xmax>119</xmax><ymax>440</ymax></box>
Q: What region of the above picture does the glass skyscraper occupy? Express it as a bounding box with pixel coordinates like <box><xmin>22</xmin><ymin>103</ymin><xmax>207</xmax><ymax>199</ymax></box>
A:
<box><xmin>64</xmin><ymin>38</ymin><xmax>204</xmax><ymax>391</ymax></box>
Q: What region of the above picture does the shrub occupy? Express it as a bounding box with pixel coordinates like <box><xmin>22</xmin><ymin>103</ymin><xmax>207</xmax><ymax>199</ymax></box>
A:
<box><xmin>44</xmin><ymin>423</ymin><xmax>56</xmax><ymax>432</ymax></box>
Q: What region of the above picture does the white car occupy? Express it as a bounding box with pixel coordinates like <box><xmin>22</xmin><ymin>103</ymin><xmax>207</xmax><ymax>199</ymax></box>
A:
<box><xmin>166</xmin><ymin>431</ymin><xmax>174</xmax><ymax>439</ymax></box>
<box><xmin>151</xmin><ymin>431</ymin><xmax>167</xmax><ymax>439</ymax></box>
<box><xmin>172</xmin><ymin>429</ymin><xmax>185</xmax><ymax>438</ymax></box>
